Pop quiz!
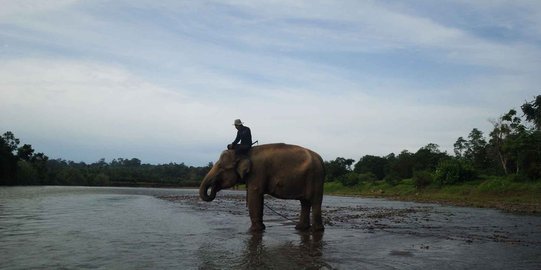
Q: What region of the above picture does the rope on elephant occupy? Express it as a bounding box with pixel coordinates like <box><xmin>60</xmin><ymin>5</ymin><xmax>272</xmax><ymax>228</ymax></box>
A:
<box><xmin>263</xmin><ymin>203</ymin><xmax>296</xmax><ymax>222</ymax></box>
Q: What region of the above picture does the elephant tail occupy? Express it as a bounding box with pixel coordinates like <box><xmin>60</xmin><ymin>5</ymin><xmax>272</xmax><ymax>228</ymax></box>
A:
<box><xmin>312</xmin><ymin>150</ymin><xmax>326</xmax><ymax>182</ymax></box>
<box><xmin>320</xmin><ymin>156</ymin><xmax>326</xmax><ymax>182</ymax></box>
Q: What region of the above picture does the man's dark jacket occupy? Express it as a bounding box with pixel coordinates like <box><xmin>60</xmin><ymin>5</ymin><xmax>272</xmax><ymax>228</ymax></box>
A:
<box><xmin>232</xmin><ymin>125</ymin><xmax>252</xmax><ymax>146</ymax></box>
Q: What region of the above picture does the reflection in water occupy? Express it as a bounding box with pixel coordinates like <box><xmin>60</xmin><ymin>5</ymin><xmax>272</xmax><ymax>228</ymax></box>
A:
<box><xmin>195</xmin><ymin>232</ymin><xmax>330</xmax><ymax>270</ymax></box>
<box><xmin>243</xmin><ymin>232</ymin><xmax>264</xmax><ymax>268</ymax></box>
<box><xmin>239</xmin><ymin>231</ymin><xmax>331</xmax><ymax>270</ymax></box>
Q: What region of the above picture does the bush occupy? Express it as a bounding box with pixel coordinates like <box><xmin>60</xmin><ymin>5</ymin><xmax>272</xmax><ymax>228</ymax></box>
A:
<box><xmin>477</xmin><ymin>177</ymin><xmax>514</xmax><ymax>193</ymax></box>
<box><xmin>323</xmin><ymin>181</ymin><xmax>345</xmax><ymax>193</ymax></box>
<box><xmin>339</xmin><ymin>172</ymin><xmax>362</xmax><ymax>187</ymax></box>
<box><xmin>434</xmin><ymin>159</ymin><xmax>477</xmax><ymax>185</ymax></box>
<box><xmin>358</xmin><ymin>172</ymin><xmax>377</xmax><ymax>183</ymax></box>
<box><xmin>384</xmin><ymin>173</ymin><xmax>401</xmax><ymax>186</ymax></box>
<box><xmin>413</xmin><ymin>170</ymin><xmax>433</xmax><ymax>189</ymax></box>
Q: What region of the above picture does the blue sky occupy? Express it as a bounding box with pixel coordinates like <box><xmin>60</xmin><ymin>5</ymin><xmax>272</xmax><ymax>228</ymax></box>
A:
<box><xmin>1</xmin><ymin>0</ymin><xmax>540</xmax><ymax>165</ymax></box>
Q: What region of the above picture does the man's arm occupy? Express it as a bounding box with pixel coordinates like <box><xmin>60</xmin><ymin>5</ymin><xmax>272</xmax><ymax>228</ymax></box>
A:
<box><xmin>231</xmin><ymin>130</ymin><xmax>241</xmax><ymax>145</ymax></box>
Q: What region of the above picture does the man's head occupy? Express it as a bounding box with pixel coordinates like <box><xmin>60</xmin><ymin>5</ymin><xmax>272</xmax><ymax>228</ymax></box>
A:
<box><xmin>233</xmin><ymin>119</ymin><xmax>243</xmax><ymax>129</ymax></box>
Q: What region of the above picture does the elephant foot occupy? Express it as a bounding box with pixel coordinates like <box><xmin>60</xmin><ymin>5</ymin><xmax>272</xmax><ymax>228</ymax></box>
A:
<box><xmin>295</xmin><ymin>223</ymin><xmax>311</xmax><ymax>231</ymax></box>
<box><xmin>249</xmin><ymin>223</ymin><xmax>266</xmax><ymax>232</ymax></box>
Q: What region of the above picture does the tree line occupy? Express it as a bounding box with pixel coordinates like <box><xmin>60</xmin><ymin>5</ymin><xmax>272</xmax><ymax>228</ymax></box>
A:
<box><xmin>0</xmin><ymin>135</ymin><xmax>211</xmax><ymax>187</ymax></box>
<box><xmin>325</xmin><ymin>95</ymin><xmax>541</xmax><ymax>187</ymax></box>
<box><xmin>1</xmin><ymin>95</ymin><xmax>539</xmax><ymax>187</ymax></box>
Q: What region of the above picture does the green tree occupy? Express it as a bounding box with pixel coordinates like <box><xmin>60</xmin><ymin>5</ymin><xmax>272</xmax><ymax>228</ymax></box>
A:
<box><xmin>520</xmin><ymin>131</ymin><xmax>541</xmax><ymax>180</ymax></box>
<box><xmin>489</xmin><ymin>109</ymin><xmax>528</xmax><ymax>175</ymax></box>
<box><xmin>31</xmin><ymin>152</ymin><xmax>49</xmax><ymax>184</ymax></box>
<box><xmin>413</xmin><ymin>143</ymin><xmax>448</xmax><ymax>172</ymax></box>
<box><xmin>519</xmin><ymin>95</ymin><xmax>541</xmax><ymax>180</ymax></box>
<box><xmin>453</xmin><ymin>136</ymin><xmax>467</xmax><ymax>158</ymax></box>
<box><xmin>434</xmin><ymin>158</ymin><xmax>477</xmax><ymax>185</ymax></box>
<box><xmin>17</xmin><ymin>144</ymin><xmax>35</xmax><ymax>161</ymax></box>
<box><xmin>16</xmin><ymin>160</ymin><xmax>39</xmax><ymax>185</ymax></box>
<box><xmin>354</xmin><ymin>155</ymin><xmax>387</xmax><ymax>180</ymax></box>
<box><xmin>57</xmin><ymin>167</ymin><xmax>87</xmax><ymax>185</ymax></box>
<box><xmin>1</xmin><ymin>132</ymin><xmax>20</xmax><ymax>153</ymax></box>
<box><xmin>46</xmin><ymin>159</ymin><xmax>68</xmax><ymax>184</ymax></box>
<box><xmin>465</xmin><ymin>128</ymin><xmax>489</xmax><ymax>170</ymax></box>
<box><xmin>521</xmin><ymin>95</ymin><xmax>541</xmax><ymax>130</ymax></box>
<box><xmin>125</xmin><ymin>158</ymin><xmax>141</xmax><ymax>167</ymax></box>
<box><xmin>388</xmin><ymin>150</ymin><xmax>415</xmax><ymax>179</ymax></box>
<box><xmin>0</xmin><ymin>132</ymin><xmax>20</xmax><ymax>185</ymax></box>
<box><xmin>325</xmin><ymin>157</ymin><xmax>354</xmax><ymax>182</ymax></box>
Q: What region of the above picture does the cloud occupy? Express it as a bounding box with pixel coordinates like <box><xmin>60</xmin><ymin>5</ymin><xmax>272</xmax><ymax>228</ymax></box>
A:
<box><xmin>0</xmin><ymin>58</ymin><xmax>231</xmax><ymax>163</ymax></box>
<box><xmin>0</xmin><ymin>57</ymin><xmax>495</xmax><ymax>164</ymax></box>
<box><xmin>0</xmin><ymin>0</ymin><xmax>79</xmax><ymax>20</ymax></box>
<box><xmin>4</xmin><ymin>0</ymin><xmax>540</xmax><ymax>77</ymax></box>
<box><xmin>169</xmin><ymin>1</ymin><xmax>540</xmax><ymax>70</ymax></box>
<box><xmin>1</xmin><ymin>1</ymin><xmax>540</xmax><ymax>164</ymax></box>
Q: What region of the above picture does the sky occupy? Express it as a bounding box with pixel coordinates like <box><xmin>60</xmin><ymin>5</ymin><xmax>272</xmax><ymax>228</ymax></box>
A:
<box><xmin>1</xmin><ymin>0</ymin><xmax>540</xmax><ymax>166</ymax></box>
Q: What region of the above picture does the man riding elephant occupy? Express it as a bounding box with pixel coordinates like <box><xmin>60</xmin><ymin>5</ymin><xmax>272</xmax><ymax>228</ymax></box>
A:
<box><xmin>228</xmin><ymin>119</ymin><xmax>252</xmax><ymax>156</ymax></box>
<box><xmin>200</xmin><ymin>119</ymin><xmax>324</xmax><ymax>232</ymax></box>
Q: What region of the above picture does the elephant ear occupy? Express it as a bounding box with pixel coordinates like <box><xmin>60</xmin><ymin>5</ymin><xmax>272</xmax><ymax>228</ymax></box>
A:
<box><xmin>236</xmin><ymin>158</ymin><xmax>252</xmax><ymax>180</ymax></box>
<box><xmin>221</xmin><ymin>150</ymin><xmax>237</xmax><ymax>169</ymax></box>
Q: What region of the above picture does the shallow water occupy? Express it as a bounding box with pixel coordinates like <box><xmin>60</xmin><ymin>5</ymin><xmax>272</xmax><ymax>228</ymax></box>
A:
<box><xmin>1</xmin><ymin>186</ymin><xmax>540</xmax><ymax>269</ymax></box>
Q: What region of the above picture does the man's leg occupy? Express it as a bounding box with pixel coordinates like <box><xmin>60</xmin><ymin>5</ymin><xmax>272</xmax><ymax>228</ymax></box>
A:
<box><xmin>235</xmin><ymin>144</ymin><xmax>251</xmax><ymax>156</ymax></box>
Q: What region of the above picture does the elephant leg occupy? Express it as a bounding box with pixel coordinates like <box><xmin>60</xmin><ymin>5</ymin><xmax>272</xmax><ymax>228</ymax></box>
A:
<box><xmin>311</xmin><ymin>200</ymin><xmax>324</xmax><ymax>232</ymax></box>
<box><xmin>248</xmin><ymin>191</ymin><xmax>265</xmax><ymax>232</ymax></box>
<box><xmin>295</xmin><ymin>199</ymin><xmax>311</xmax><ymax>231</ymax></box>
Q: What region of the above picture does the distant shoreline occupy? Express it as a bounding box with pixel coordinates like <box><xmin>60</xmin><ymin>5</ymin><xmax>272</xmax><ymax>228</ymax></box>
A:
<box><xmin>108</xmin><ymin>181</ymin><xmax>199</xmax><ymax>189</ymax></box>
<box><xmin>121</xmin><ymin>180</ymin><xmax>541</xmax><ymax>215</ymax></box>
<box><xmin>3</xmin><ymin>181</ymin><xmax>539</xmax><ymax>215</ymax></box>
<box><xmin>328</xmin><ymin>192</ymin><xmax>541</xmax><ymax>215</ymax></box>
<box><xmin>323</xmin><ymin>179</ymin><xmax>541</xmax><ymax>215</ymax></box>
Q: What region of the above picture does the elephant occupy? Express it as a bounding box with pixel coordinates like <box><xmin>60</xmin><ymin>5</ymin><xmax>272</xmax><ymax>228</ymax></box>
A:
<box><xmin>199</xmin><ymin>143</ymin><xmax>325</xmax><ymax>232</ymax></box>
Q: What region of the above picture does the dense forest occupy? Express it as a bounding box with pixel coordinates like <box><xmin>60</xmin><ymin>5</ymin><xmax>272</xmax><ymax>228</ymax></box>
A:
<box><xmin>1</xmin><ymin>95</ymin><xmax>540</xmax><ymax>187</ymax></box>
<box><xmin>0</xmin><ymin>137</ymin><xmax>212</xmax><ymax>187</ymax></box>
<box><xmin>325</xmin><ymin>95</ymin><xmax>541</xmax><ymax>187</ymax></box>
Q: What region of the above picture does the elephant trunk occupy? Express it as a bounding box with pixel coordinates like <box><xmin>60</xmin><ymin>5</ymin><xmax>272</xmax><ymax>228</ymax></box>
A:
<box><xmin>199</xmin><ymin>174</ymin><xmax>217</xmax><ymax>202</ymax></box>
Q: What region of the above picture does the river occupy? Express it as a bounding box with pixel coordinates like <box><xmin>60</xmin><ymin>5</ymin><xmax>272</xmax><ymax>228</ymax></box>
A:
<box><xmin>0</xmin><ymin>186</ymin><xmax>540</xmax><ymax>269</ymax></box>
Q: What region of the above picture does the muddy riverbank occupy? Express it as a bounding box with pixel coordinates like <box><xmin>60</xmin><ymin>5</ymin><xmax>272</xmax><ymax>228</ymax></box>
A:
<box><xmin>160</xmin><ymin>193</ymin><xmax>541</xmax><ymax>246</ymax></box>
<box><xmin>161</xmin><ymin>191</ymin><xmax>541</xmax><ymax>269</ymax></box>
<box><xmin>341</xmin><ymin>193</ymin><xmax>541</xmax><ymax>215</ymax></box>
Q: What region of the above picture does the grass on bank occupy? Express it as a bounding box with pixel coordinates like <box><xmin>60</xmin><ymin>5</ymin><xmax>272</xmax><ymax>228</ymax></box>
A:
<box><xmin>324</xmin><ymin>177</ymin><xmax>541</xmax><ymax>214</ymax></box>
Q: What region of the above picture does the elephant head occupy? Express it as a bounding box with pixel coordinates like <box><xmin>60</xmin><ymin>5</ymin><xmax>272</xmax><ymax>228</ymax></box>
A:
<box><xmin>199</xmin><ymin>150</ymin><xmax>252</xmax><ymax>202</ymax></box>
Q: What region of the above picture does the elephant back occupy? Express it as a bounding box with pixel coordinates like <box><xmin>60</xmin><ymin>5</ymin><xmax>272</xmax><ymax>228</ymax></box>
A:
<box><xmin>251</xmin><ymin>143</ymin><xmax>324</xmax><ymax>174</ymax></box>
